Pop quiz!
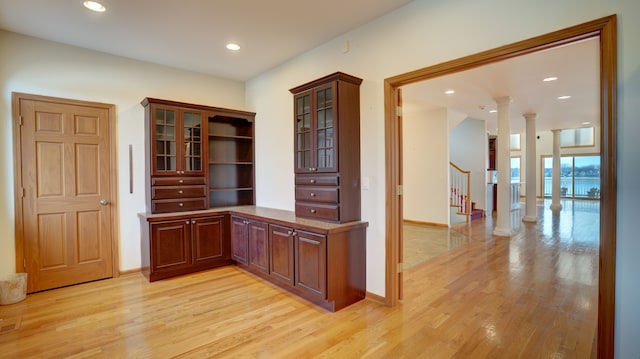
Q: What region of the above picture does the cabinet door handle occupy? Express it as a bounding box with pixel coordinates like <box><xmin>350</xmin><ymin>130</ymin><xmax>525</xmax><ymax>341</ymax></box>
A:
<box><xmin>310</xmin><ymin>209</ymin><xmax>316</xmax><ymax>214</ymax></box>
<box><xmin>192</xmin><ymin>220</ymin><xmax>196</xmax><ymax>224</ymax></box>
<box><xmin>291</xmin><ymin>231</ymin><xmax>297</xmax><ymax>237</ymax></box>
<box><xmin>310</xmin><ymin>179</ymin><xmax>316</xmax><ymax>184</ymax></box>
<box><xmin>310</xmin><ymin>193</ymin><xmax>316</xmax><ymax>197</ymax></box>
<box><xmin>287</xmin><ymin>230</ymin><xmax>292</xmax><ymax>235</ymax></box>
<box><xmin>186</xmin><ymin>220</ymin><xmax>190</xmax><ymax>224</ymax></box>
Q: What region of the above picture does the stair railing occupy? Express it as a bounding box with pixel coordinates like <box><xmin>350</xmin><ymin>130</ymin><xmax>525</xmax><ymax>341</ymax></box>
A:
<box><xmin>450</xmin><ymin>162</ymin><xmax>471</xmax><ymax>220</ymax></box>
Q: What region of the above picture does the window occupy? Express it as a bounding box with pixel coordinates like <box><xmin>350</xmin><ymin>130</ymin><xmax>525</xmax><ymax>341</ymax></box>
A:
<box><xmin>510</xmin><ymin>133</ymin><xmax>521</xmax><ymax>150</ymax></box>
<box><xmin>560</xmin><ymin>127</ymin><xmax>595</xmax><ymax>148</ymax></box>
<box><xmin>542</xmin><ymin>155</ymin><xmax>600</xmax><ymax>198</ymax></box>
<box><xmin>510</xmin><ymin>157</ymin><xmax>521</xmax><ymax>183</ymax></box>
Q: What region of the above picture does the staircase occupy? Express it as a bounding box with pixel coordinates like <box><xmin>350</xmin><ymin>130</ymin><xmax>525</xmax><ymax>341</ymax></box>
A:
<box><xmin>450</xmin><ymin>162</ymin><xmax>484</xmax><ymax>223</ymax></box>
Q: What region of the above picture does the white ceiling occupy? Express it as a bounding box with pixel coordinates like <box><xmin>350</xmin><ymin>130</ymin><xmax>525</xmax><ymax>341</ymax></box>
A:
<box><xmin>402</xmin><ymin>38</ymin><xmax>600</xmax><ymax>134</ymax></box>
<box><xmin>0</xmin><ymin>0</ymin><xmax>600</xmax><ymax>133</ymax></box>
<box><xmin>0</xmin><ymin>0</ymin><xmax>413</xmax><ymax>81</ymax></box>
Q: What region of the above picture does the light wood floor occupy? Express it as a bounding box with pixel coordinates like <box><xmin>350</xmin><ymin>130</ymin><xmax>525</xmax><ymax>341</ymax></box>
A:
<box><xmin>0</xmin><ymin>200</ymin><xmax>598</xmax><ymax>358</ymax></box>
<box><xmin>403</xmin><ymin>222</ymin><xmax>469</xmax><ymax>269</ymax></box>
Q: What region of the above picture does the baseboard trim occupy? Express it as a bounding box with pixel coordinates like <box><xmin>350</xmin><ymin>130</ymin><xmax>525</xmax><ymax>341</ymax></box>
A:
<box><xmin>403</xmin><ymin>219</ymin><xmax>448</xmax><ymax>227</ymax></box>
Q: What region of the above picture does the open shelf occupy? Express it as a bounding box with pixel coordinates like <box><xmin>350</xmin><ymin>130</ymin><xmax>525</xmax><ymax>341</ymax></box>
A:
<box><xmin>208</xmin><ymin>136</ymin><xmax>253</xmax><ymax>163</ymax></box>
<box><xmin>209</xmin><ymin>115</ymin><xmax>253</xmax><ymax>137</ymax></box>
<box><xmin>209</xmin><ymin>188</ymin><xmax>254</xmax><ymax>207</ymax></box>
<box><xmin>209</xmin><ymin>163</ymin><xmax>253</xmax><ymax>189</ymax></box>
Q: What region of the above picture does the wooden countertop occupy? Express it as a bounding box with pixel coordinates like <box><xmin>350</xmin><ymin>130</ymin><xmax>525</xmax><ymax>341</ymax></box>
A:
<box><xmin>139</xmin><ymin>205</ymin><xmax>369</xmax><ymax>234</ymax></box>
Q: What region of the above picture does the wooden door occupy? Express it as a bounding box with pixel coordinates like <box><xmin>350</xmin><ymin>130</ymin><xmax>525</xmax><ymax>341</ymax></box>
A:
<box><xmin>230</xmin><ymin>216</ymin><xmax>248</xmax><ymax>263</ymax></box>
<box><xmin>247</xmin><ymin>220</ymin><xmax>269</xmax><ymax>274</ymax></box>
<box><xmin>269</xmin><ymin>224</ymin><xmax>294</xmax><ymax>286</ymax></box>
<box><xmin>150</xmin><ymin>220</ymin><xmax>192</xmax><ymax>273</ymax></box>
<box><xmin>15</xmin><ymin>94</ymin><xmax>115</xmax><ymax>293</ymax></box>
<box><xmin>192</xmin><ymin>215</ymin><xmax>226</xmax><ymax>264</ymax></box>
<box><xmin>295</xmin><ymin>230</ymin><xmax>326</xmax><ymax>299</ymax></box>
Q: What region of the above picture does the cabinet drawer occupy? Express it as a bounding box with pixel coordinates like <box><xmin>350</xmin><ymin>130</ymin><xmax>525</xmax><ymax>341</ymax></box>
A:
<box><xmin>152</xmin><ymin>185</ymin><xmax>206</xmax><ymax>200</ymax></box>
<box><xmin>152</xmin><ymin>197</ymin><xmax>207</xmax><ymax>213</ymax></box>
<box><xmin>295</xmin><ymin>203</ymin><xmax>339</xmax><ymax>222</ymax></box>
<box><xmin>295</xmin><ymin>174</ymin><xmax>339</xmax><ymax>186</ymax></box>
<box><xmin>295</xmin><ymin>187</ymin><xmax>338</xmax><ymax>203</ymax></box>
<box><xmin>152</xmin><ymin>176</ymin><xmax>206</xmax><ymax>186</ymax></box>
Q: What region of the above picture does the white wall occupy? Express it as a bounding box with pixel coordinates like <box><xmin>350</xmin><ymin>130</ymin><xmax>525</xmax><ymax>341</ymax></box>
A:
<box><xmin>450</xmin><ymin>117</ymin><xmax>487</xmax><ymax>210</ymax></box>
<box><xmin>245</xmin><ymin>0</ymin><xmax>640</xmax><ymax>357</ymax></box>
<box><xmin>0</xmin><ymin>30</ymin><xmax>246</xmax><ymax>274</ymax></box>
<box><xmin>402</xmin><ymin>107</ymin><xmax>449</xmax><ymax>225</ymax></box>
<box><xmin>2</xmin><ymin>0</ymin><xmax>639</xmax><ymax>356</ymax></box>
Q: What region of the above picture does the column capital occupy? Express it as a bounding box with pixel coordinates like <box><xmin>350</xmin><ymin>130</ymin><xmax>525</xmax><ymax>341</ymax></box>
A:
<box><xmin>524</xmin><ymin>113</ymin><xmax>537</xmax><ymax>121</ymax></box>
<box><xmin>494</xmin><ymin>96</ymin><xmax>512</xmax><ymax>105</ymax></box>
<box><xmin>551</xmin><ymin>128</ymin><xmax>562</xmax><ymax>134</ymax></box>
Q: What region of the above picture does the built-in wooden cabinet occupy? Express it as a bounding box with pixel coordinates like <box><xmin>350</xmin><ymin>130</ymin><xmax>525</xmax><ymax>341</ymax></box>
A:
<box><xmin>230</xmin><ymin>216</ymin><xmax>268</xmax><ymax>274</ymax></box>
<box><xmin>140</xmin><ymin>207</ymin><xmax>367</xmax><ymax>311</ymax></box>
<box><xmin>141</xmin><ymin>214</ymin><xmax>231</xmax><ymax>281</ymax></box>
<box><xmin>142</xmin><ymin>98</ymin><xmax>255</xmax><ymax>214</ymax></box>
<box><xmin>290</xmin><ymin>72</ymin><xmax>362</xmax><ymax>223</ymax></box>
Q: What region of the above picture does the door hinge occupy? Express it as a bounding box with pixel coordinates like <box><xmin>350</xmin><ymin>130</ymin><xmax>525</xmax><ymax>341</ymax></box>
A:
<box><xmin>23</xmin><ymin>258</ymin><xmax>26</xmax><ymax>269</ymax></box>
<box><xmin>398</xmin><ymin>262</ymin><xmax>404</xmax><ymax>273</ymax></box>
<box><xmin>21</xmin><ymin>187</ymin><xmax>25</xmax><ymax>198</ymax></box>
<box><xmin>396</xmin><ymin>106</ymin><xmax>403</xmax><ymax>117</ymax></box>
<box><xmin>18</xmin><ymin>115</ymin><xmax>23</xmax><ymax>126</ymax></box>
<box><xmin>397</xmin><ymin>185</ymin><xmax>403</xmax><ymax>196</ymax></box>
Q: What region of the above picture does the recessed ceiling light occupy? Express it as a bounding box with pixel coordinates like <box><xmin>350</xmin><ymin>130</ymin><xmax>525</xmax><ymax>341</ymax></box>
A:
<box><xmin>543</xmin><ymin>76</ymin><xmax>558</xmax><ymax>82</ymax></box>
<box><xmin>557</xmin><ymin>95</ymin><xmax>572</xmax><ymax>100</ymax></box>
<box><xmin>444</xmin><ymin>90</ymin><xmax>455</xmax><ymax>95</ymax></box>
<box><xmin>226</xmin><ymin>43</ymin><xmax>241</xmax><ymax>51</ymax></box>
<box><xmin>582</xmin><ymin>121</ymin><xmax>591</xmax><ymax>125</ymax></box>
<box><xmin>489</xmin><ymin>110</ymin><xmax>497</xmax><ymax>113</ymax></box>
<box><xmin>83</xmin><ymin>1</ymin><xmax>106</xmax><ymax>12</ymax></box>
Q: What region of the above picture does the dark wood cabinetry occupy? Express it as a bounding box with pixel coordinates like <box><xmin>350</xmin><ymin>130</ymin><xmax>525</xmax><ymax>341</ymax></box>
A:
<box><xmin>142</xmin><ymin>98</ymin><xmax>255</xmax><ymax>214</ymax></box>
<box><xmin>141</xmin><ymin>214</ymin><xmax>231</xmax><ymax>281</ymax></box>
<box><xmin>268</xmin><ymin>224</ymin><xmax>295</xmax><ymax>286</ymax></box>
<box><xmin>231</xmin><ymin>216</ymin><xmax>268</xmax><ymax>273</ymax></box>
<box><xmin>290</xmin><ymin>72</ymin><xmax>362</xmax><ymax>223</ymax></box>
<box><xmin>488</xmin><ymin>136</ymin><xmax>497</xmax><ymax>170</ymax></box>
<box><xmin>295</xmin><ymin>230</ymin><xmax>326</xmax><ymax>299</ymax></box>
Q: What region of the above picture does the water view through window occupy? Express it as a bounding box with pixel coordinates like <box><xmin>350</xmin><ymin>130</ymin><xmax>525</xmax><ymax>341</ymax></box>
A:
<box><xmin>543</xmin><ymin>155</ymin><xmax>600</xmax><ymax>198</ymax></box>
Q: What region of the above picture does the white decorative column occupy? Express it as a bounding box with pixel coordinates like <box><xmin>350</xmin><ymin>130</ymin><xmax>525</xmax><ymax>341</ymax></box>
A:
<box><xmin>550</xmin><ymin>129</ymin><xmax>563</xmax><ymax>211</ymax></box>
<box><xmin>493</xmin><ymin>97</ymin><xmax>513</xmax><ymax>236</ymax></box>
<box><xmin>523</xmin><ymin>113</ymin><xmax>538</xmax><ymax>222</ymax></box>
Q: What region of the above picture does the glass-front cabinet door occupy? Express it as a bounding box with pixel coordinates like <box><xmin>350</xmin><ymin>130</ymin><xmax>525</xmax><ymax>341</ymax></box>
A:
<box><xmin>315</xmin><ymin>84</ymin><xmax>336</xmax><ymax>172</ymax></box>
<box><xmin>152</xmin><ymin>105</ymin><xmax>203</xmax><ymax>176</ymax></box>
<box><xmin>295</xmin><ymin>91</ymin><xmax>312</xmax><ymax>172</ymax></box>
<box><xmin>182</xmin><ymin>110</ymin><xmax>202</xmax><ymax>174</ymax></box>
<box><xmin>154</xmin><ymin>107</ymin><xmax>177</xmax><ymax>174</ymax></box>
<box><xmin>294</xmin><ymin>83</ymin><xmax>337</xmax><ymax>173</ymax></box>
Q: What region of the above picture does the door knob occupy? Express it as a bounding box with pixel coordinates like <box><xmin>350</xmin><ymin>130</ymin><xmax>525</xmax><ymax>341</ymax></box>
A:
<box><xmin>99</xmin><ymin>199</ymin><xmax>109</xmax><ymax>205</ymax></box>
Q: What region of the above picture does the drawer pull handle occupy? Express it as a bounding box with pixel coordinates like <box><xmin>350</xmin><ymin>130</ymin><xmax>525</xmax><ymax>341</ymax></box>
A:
<box><xmin>310</xmin><ymin>193</ymin><xmax>316</xmax><ymax>197</ymax></box>
<box><xmin>178</xmin><ymin>190</ymin><xmax>183</xmax><ymax>194</ymax></box>
<box><xmin>179</xmin><ymin>203</ymin><xmax>184</xmax><ymax>207</ymax></box>
<box><xmin>179</xmin><ymin>180</ymin><xmax>184</xmax><ymax>184</ymax></box>
<box><xmin>310</xmin><ymin>179</ymin><xmax>316</xmax><ymax>184</ymax></box>
<box><xmin>310</xmin><ymin>209</ymin><xmax>316</xmax><ymax>214</ymax></box>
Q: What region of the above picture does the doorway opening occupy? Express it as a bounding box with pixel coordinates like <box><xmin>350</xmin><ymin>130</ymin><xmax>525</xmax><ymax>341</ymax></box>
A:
<box><xmin>384</xmin><ymin>15</ymin><xmax>616</xmax><ymax>358</ymax></box>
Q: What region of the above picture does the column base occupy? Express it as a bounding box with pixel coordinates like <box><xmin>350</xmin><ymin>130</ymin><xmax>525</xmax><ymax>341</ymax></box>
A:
<box><xmin>522</xmin><ymin>216</ymin><xmax>538</xmax><ymax>223</ymax></box>
<box><xmin>493</xmin><ymin>227</ymin><xmax>513</xmax><ymax>237</ymax></box>
<box><xmin>550</xmin><ymin>203</ymin><xmax>562</xmax><ymax>211</ymax></box>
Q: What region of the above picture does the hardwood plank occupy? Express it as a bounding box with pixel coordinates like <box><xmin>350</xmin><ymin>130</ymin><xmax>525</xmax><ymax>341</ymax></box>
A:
<box><xmin>0</xmin><ymin>199</ymin><xmax>597</xmax><ymax>358</ymax></box>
